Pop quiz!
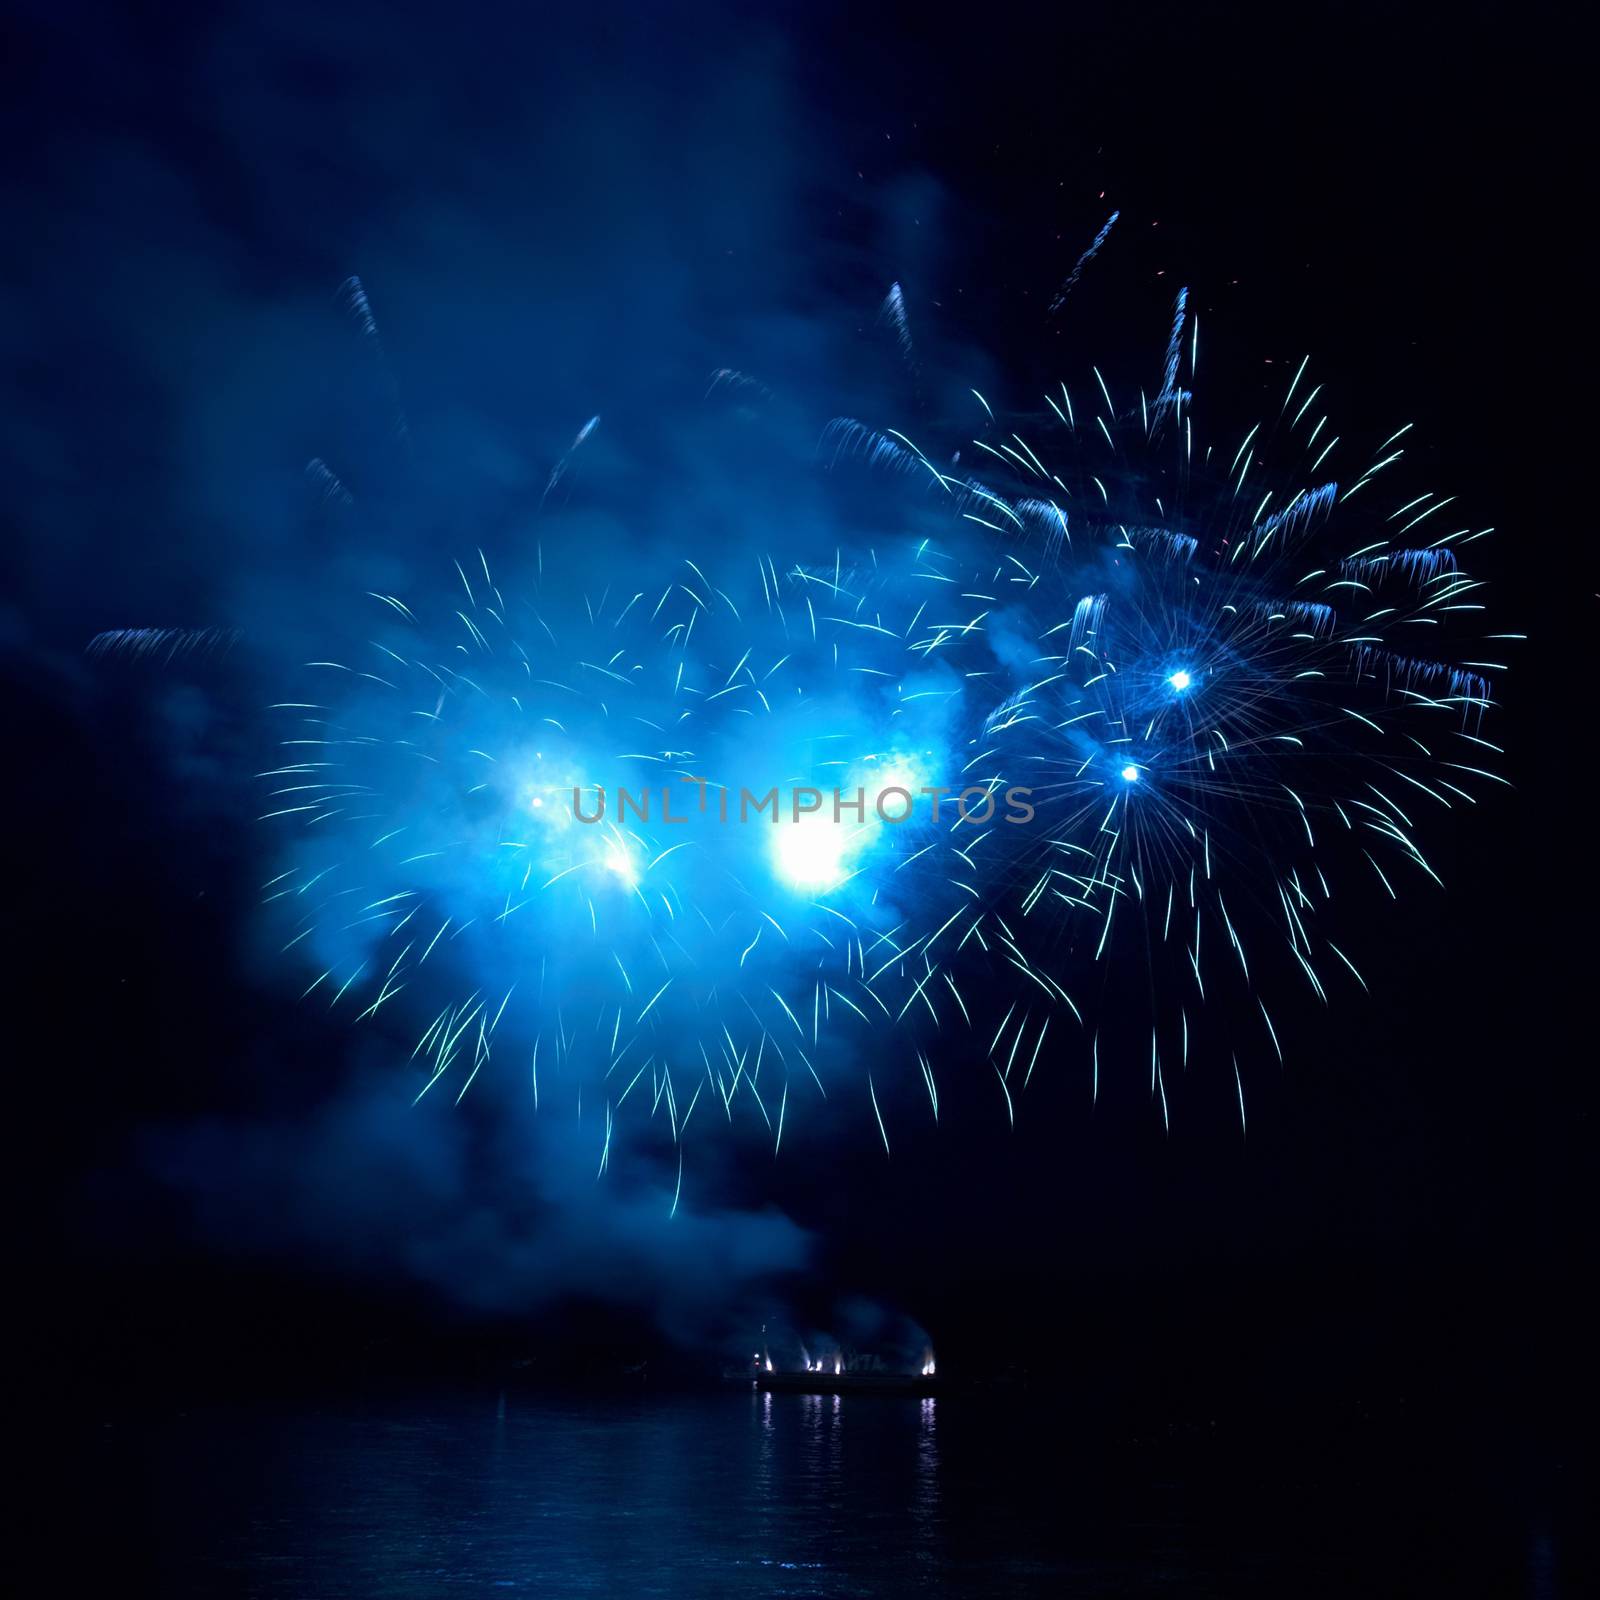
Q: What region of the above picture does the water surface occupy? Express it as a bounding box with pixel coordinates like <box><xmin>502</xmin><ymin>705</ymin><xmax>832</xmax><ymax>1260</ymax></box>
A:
<box><xmin>87</xmin><ymin>1385</ymin><xmax>1541</xmax><ymax>1596</ymax></box>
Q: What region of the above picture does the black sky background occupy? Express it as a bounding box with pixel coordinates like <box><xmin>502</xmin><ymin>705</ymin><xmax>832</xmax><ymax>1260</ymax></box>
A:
<box><xmin>3</xmin><ymin>0</ymin><xmax>1586</xmax><ymax>1482</ymax></box>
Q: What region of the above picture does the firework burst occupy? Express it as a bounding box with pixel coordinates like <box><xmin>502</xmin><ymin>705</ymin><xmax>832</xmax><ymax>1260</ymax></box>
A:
<box><xmin>259</xmin><ymin>538</ymin><xmax>973</xmax><ymax>1173</ymax></box>
<box><xmin>824</xmin><ymin>320</ymin><xmax>1516</xmax><ymax>1133</ymax></box>
<box><xmin>261</xmin><ymin>287</ymin><xmax>1512</xmax><ymax>1161</ymax></box>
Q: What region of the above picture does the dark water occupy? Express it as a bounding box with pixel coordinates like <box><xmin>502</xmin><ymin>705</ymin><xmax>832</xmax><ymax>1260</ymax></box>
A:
<box><xmin>80</xmin><ymin>1386</ymin><xmax>1557</xmax><ymax>1597</ymax></box>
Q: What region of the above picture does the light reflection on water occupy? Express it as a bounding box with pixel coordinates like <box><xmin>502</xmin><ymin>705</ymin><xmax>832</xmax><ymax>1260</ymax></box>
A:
<box><xmin>914</xmin><ymin>1395</ymin><xmax>939</xmax><ymax>1541</ymax></box>
<box><xmin>115</xmin><ymin>1387</ymin><xmax>1535</xmax><ymax>1598</ymax></box>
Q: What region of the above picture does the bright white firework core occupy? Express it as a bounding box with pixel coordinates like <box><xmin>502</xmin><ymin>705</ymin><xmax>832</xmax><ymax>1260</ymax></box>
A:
<box><xmin>1120</xmin><ymin>764</ymin><xmax>1141</xmax><ymax>783</ymax></box>
<box><xmin>603</xmin><ymin>842</ymin><xmax>639</xmax><ymax>887</ymax></box>
<box><xmin>774</xmin><ymin>816</ymin><xmax>850</xmax><ymax>891</ymax></box>
<box><xmin>1167</xmin><ymin>669</ymin><xmax>1192</xmax><ymax>691</ymax></box>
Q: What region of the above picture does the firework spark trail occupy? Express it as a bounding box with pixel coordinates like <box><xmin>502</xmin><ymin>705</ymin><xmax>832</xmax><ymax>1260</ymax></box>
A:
<box><xmin>88</xmin><ymin>626</ymin><xmax>242</xmax><ymax>664</ymax></box>
<box><xmin>306</xmin><ymin>458</ymin><xmax>354</xmax><ymax>505</ymax></box>
<box><xmin>542</xmin><ymin>415</ymin><xmax>602</xmax><ymax>507</ymax></box>
<box><xmin>1153</xmin><ymin>287</ymin><xmax>1188</xmax><ymax>422</ymax></box>
<box><xmin>1049</xmin><ymin>211</ymin><xmax>1120</xmax><ymax>312</ymax></box>
<box><xmin>337</xmin><ymin>275</ymin><xmax>411</xmax><ymax>448</ymax></box>
<box><xmin>338</xmin><ymin>276</ymin><xmax>380</xmax><ymax>341</ymax></box>
<box><xmin>705</xmin><ymin>369</ymin><xmax>774</xmax><ymax>403</ymax></box>
<box><xmin>879</xmin><ymin>283</ymin><xmax>915</xmax><ymax>370</ymax></box>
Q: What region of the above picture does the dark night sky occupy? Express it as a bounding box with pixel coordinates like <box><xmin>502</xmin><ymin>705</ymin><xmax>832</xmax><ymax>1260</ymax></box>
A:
<box><xmin>2</xmin><ymin>0</ymin><xmax>1584</xmax><ymax>1442</ymax></box>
